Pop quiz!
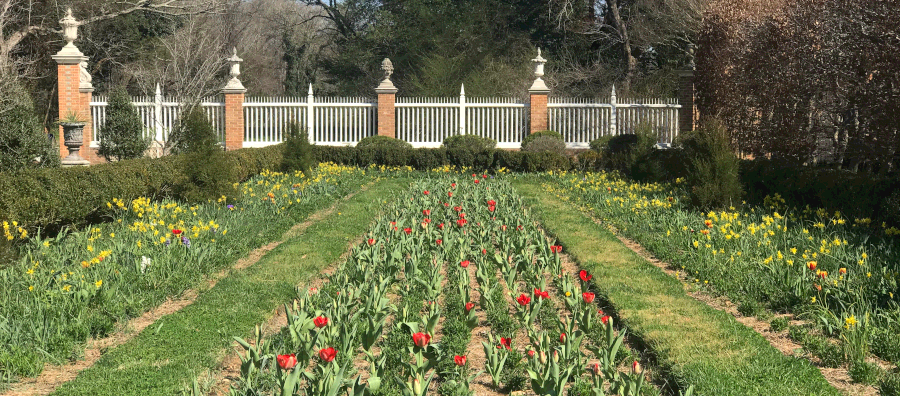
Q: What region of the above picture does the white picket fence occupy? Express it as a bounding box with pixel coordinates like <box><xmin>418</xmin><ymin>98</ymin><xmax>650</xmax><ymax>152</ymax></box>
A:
<box><xmin>89</xmin><ymin>85</ymin><xmax>225</xmax><ymax>146</ymax></box>
<box><xmin>89</xmin><ymin>84</ymin><xmax>680</xmax><ymax>149</ymax></box>
<box><xmin>549</xmin><ymin>87</ymin><xmax>681</xmax><ymax>148</ymax></box>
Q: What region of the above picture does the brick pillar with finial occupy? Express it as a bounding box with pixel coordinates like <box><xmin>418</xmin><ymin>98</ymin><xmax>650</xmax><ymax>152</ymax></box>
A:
<box><xmin>528</xmin><ymin>48</ymin><xmax>550</xmax><ymax>135</ymax></box>
<box><xmin>375</xmin><ymin>58</ymin><xmax>398</xmax><ymax>139</ymax></box>
<box><xmin>51</xmin><ymin>8</ymin><xmax>93</xmax><ymax>166</ymax></box>
<box><xmin>222</xmin><ymin>48</ymin><xmax>246</xmax><ymax>151</ymax></box>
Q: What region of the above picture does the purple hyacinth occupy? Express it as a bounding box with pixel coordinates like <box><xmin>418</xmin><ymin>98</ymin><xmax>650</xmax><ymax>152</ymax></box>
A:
<box><xmin>181</xmin><ymin>236</ymin><xmax>191</xmax><ymax>248</ymax></box>
<box><xmin>227</xmin><ymin>205</ymin><xmax>235</xmax><ymax>210</ymax></box>
<box><xmin>165</xmin><ymin>238</ymin><xmax>171</xmax><ymax>247</ymax></box>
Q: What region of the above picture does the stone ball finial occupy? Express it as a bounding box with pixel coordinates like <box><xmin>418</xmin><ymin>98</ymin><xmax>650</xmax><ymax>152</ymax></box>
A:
<box><xmin>381</xmin><ymin>58</ymin><xmax>394</xmax><ymax>81</ymax></box>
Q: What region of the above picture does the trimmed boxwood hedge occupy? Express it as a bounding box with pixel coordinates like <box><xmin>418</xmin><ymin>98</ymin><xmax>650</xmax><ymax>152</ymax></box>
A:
<box><xmin>0</xmin><ymin>145</ymin><xmax>284</xmax><ymax>233</ymax></box>
<box><xmin>0</xmin><ymin>144</ymin><xmax>573</xmax><ymax>233</ymax></box>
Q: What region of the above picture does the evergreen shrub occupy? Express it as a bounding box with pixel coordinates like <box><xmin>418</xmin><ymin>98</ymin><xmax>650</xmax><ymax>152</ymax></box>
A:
<box><xmin>97</xmin><ymin>86</ymin><xmax>150</xmax><ymax>161</ymax></box>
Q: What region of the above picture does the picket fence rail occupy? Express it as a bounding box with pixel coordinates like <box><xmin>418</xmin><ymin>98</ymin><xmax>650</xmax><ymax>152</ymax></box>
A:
<box><xmin>88</xmin><ymin>84</ymin><xmax>681</xmax><ymax>149</ymax></box>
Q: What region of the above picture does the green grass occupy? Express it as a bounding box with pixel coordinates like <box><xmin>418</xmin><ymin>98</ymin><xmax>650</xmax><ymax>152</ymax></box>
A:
<box><xmin>50</xmin><ymin>178</ymin><xmax>410</xmax><ymax>396</ymax></box>
<box><xmin>511</xmin><ymin>178</ymin><xmax>841</xmax><ymax>396</ymax></box>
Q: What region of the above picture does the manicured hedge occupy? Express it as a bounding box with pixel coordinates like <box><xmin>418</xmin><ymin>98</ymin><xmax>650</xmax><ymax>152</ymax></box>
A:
<box><xmin>310</xmin><ymin>145</ymin><xmax>572</xmax><ymax>173</ymax></box>
<box><xmin>0</xmin><ymin>145</ymin><xmax>283</xmax><ymax>232</ymax></box>
<box><xmin>740</xmin><ymin>158</ymin><xmax>900</xmax><ymax>224</ymax></box>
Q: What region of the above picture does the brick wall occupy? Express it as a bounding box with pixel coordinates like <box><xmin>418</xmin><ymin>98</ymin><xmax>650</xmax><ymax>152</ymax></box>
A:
<box><xmin>224</xmin><ymin>93</ymin><xmax>245</xmax><ymax>151</ymax></box>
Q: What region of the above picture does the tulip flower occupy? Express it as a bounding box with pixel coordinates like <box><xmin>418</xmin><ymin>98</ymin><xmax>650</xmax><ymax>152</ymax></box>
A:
<box><xmin>448</xmin><ymin>192</ymin><xmax>453</xmax><ymax>197</ymax></box>
<box><xmin>172</xmin><ymin>229</ymin><xmax>182</xmax><ymax>235</ymax></box>
<box><xmin>451</xmin><ymin>183</ymin><xmax>457</xmax><ymax>188</ymax></box>
<box><xmin>482</xmin><ymin>249</ymin><xmax>487</xmax><ymax>255</ymax></box>
<box><xmin>487</xmin><ymin>200</ymin><xmax>496</xmax><ymax>206</ymax></box>
<box><xmin>839</xmin><ymin>267</ymin><xmax>847</xmax><ymax>275</ymax></box>
<box><xmin>488</xmin><ymin>205</ymin><xmax>495</xmax><ymax>212</ymax></box>
<box><xmin>499</xmin><ymin>337</ymin><xmax>511</xmax><ymax>350</ymax></box>
<box><xmin>632</xmin><ymin>361</ymin><xmax>642</xmax><ymax>373</ymax></box>
<box><xmin>807</xmin><ymin>261</ymin><xmax>817</xmax><ymax>271</ymax></box>
<box><xmin>404</xmin><ymin>228</ymin><xmax>412</xmax><ymax>235</ymax></box>
<box><xmin>474</xmin><ymin>179</ymin><xmax>480</xmax><ymax>184</ymax></box>
<box><xmin>412</xmin><ymin>332</ymin><xmax>431</xmax><ymax>348</ymax></box>
<box><xmin>560</xmin><ymin>333</ymin><xmax>566</xmax><ymax>342</ymax></box>
<box><xmin>454</xmin><ymin>355</ymin><xmax>467</xmax><ymax>366</ymax></box>
<box><xmin>579</xmin><ymin>270</ymin><xmax>592</xmax><ymax>282</ymax></box>
<box><xmin>457</xmin><ymin>219</ymin><xmax>468</xmax><ymax>227</ymax></box>
<box><xmin>438</xmin><ymin>223</ymin><xmax>444</xmax><ymax>230</ymax></box>
<box><xmin>319</xmin><ymin>347</ymin><xmax>337</xmax><ymax>362</ymax></box>
<box><xmin>423</xmin><ymin>191</ymin><xmax>430</xmax><ymax>195</ymax></box>
<box><xmin>527</xmin><ymin>350</ymin><xmax>536</xmax><ymax>358</ymax></box>
<box><xmin>367</xmin><ymin>238</ymin><xmax>376</xmax><ymax>246</ymax></box>
<box><xmin>550</xmin><ymin>245</ymin><xmax>562</xmax><ymax>253</ymax></box>
<box><xmin>583</xmin><ymin>292</ymin><xmax>595</xmax><ymax>303</ymax></box>
<box><xmin>465</xmin><ymin>302</ymin><xmax>475</xmax><ymax>312</ymax></box>
<box><xmin>460</xmin><ymin>260</ymin><xmax>470</xmax><ymax>268</ymax></box>
<box><xmin>314</xmin><ymin>316</ymin><xmax>328</xmax><ymax>328</ymax></box>
<box><xmin>601</xmin><ymin>315</ymin><xmax>610</xmax><ymax>325</ymax></box>
<box><xmin>436</xmin><ymin>239</ymin><xmax>443</xmax><ymax>245</ymax></box>
<box><xmin>423</xmin><ymin>209</ymin><xmax>431</xmax><ymax>216</ymax></box>
<box><xmin>516</xmin><ymin>293</ymin><xmax>531</xmax><ymax>306</ymax></box>
<box><xmin>533</xmin><ymin>288</ymin><xmax>549</xmax><ymax>300</ymax></box>
<box><xmin>277</xmin><ymin>353</ymin><xmax>297</xmax><ymax>370</ymax></box>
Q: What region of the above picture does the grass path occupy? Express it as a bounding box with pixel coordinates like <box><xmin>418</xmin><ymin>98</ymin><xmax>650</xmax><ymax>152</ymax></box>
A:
<box><xmin>48</xmin><ymin>177</ymin><xmax>410</xmax><ymax>396</ymax></box>
<box><xmin>511</xmin><ymin>178</ymin><xmax>841</xmax><ymax>396</ymax></box>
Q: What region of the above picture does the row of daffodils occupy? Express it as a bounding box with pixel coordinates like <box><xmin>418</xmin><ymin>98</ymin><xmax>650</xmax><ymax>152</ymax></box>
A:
<box><xmin>545</xmin><ymin>171</ymin><xmax>900</xmax><ymax>371</ymax></box>
<box><xmin>0</xmin><ymin>164</ymin><xmax>368</xmax><ymax>379</ymax></box>
<box><xmin>229</xmin><ymin>175</ymin><xmax>681</xmax><ymax>396</ymax></box>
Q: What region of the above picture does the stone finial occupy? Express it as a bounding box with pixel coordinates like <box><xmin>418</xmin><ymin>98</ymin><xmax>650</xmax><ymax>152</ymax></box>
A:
<box><xmin>529</xmin><ymin>48</ymin><xmax>549</xmax><ymax>93</ymax></box>
<box><xmin>687</xmin><ymin>43</ymin><xmax>696</xmax><ymax>70</ymax></box>
<box><xmin>376</xmin><ymin>57</ymin><xmax>397</xmax><ymax>93</ymax></box>
<box><xmin>222</xmin><ymin>47</ymin><xmax>246</xmax><ymax>93</ymax></box>
<box><xmin>52</xmin><ymin>8</ymin><xmax>87</xmax><ymax>64</ymax></box>
<box><xmin>381</xmin><ymin>58</ymin><xmax>394</xmax><ymax>81</ymax></box>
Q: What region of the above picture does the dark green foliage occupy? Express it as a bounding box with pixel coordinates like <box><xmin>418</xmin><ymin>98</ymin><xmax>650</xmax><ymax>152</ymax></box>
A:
<box><xmin>166</xmin><ymin>105</ymin><xmax>221</xmax><ymax>155</ymax></box>
<box><xmin>442</xmin><ymin>134</ymin><xmax>496</xmax><ymax>151</ymax></box>
<box><xmin>848</xmin><ymin>360</ymin><xmax>881</xmax><ymax>384</ymax></box>
<box><xmin>281</xmin><ymin>121</ymin><xmax>315</xmax><ymax>176</ymax></box>
<box><xmin>880</xmin><ymin>372</ymin><xmax>900</xmax><ymax>396</ymax></box>
<box><xmin>871</xmin><ymin>326</ymin><xmax>900</xmax><ymax>363</ymax></box>
<box><xmin>0</xmin><ymin>81</ymin><xmax>58</xmax><ymax>172</ymax></box>
<box><xmin>0</xmin><ymin>145</ymin><xmax>282</xmax><ymax>233</ymax></box>
<box><xmin>522</xmin><ymin>135</ymin><xmax>565</xmax><ymax>155</ymax></box>
<box><xmin>97</xmin><ymin>86</ymin><xmax>150</xmax><ymax>161</ymax></box>
<box><xmin>575</xmin><ymin>150</ymin><xmax>602</xmax><ymax>171</ymax></box>
<box><xmin>589</xmin><ymin>125</ymin><xmax>658</xmax><ymax>180</ymax></box>
<box><xmin>500</xmin><ymin>350</ymin><xmax>526</xmax><ymax>391</ymax></box>
<box><xmin>522</xmin><ymin>130</ymin><xmax>563</xmax><ymax>149</ymax></box>
<box><xmin>355</xmin><ymin>135</ymin><xmax>413</xmax><ymax>150</ymax></box>
<box><xmin>678</xmin><ymin>118</ymin><xmax>742</xmax><ymax>209</ymax></box>
<box><xmin>310</xmin><ymin>145</ymin><xmax>571</xmax><ymax>173</ymax></box>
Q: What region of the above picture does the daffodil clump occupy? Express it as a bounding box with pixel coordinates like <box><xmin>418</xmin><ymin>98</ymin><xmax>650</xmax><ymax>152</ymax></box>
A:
<box><xmin>546</xmin><ymin>170</ymin><xmax>900</xmax><ymax>363</ymax></box>
<box><xmin>0</xmin><ymin>163</ymin><xmax>369</xmax><ymax>378</ymax></box>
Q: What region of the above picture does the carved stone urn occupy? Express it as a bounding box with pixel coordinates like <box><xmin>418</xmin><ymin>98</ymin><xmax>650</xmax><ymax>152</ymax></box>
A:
<box><xmin>60</xmin><ymin>122</ymin><xmax>90</xmax><ymax>166</ymax></box>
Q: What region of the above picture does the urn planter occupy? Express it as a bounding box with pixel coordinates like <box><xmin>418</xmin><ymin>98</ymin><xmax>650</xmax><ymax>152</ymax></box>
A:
<box><xmin>60</xmin><ymin>122</ymin><xmax>90</xmax><ymax>166</ymax></box>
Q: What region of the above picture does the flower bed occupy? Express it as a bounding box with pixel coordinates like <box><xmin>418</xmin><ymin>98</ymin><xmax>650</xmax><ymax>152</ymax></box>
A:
<box><xmin>545</xmin><ymin>171</ymin><xmax>900</xmax><ymax>373</ymax></box>
<box><xmin>228</xmin><ymin>174</ymin><xmax>660</xmax><ymax>396</ymax></box>
<box><xmin>0</xmin><ymin>164</ymin><xmax>368</xmax><ymax>380</ymax></box>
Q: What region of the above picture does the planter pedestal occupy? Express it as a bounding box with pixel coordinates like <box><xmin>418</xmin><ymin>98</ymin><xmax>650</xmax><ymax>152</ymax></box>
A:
<box><xmin>60</xmin><ymin>122</ymin><xmax>89</xmax><ymax>167</ymax></box>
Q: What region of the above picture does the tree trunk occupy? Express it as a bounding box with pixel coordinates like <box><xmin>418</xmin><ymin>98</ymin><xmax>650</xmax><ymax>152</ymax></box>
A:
<box><xmin>607</xmin><ymin>0</ymin><xmax>636</xmax><ymax>91</ymax></box>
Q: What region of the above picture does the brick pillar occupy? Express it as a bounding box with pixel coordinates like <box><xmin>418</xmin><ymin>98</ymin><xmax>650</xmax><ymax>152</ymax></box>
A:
<box><xmin>529</xmin><ymin>92</ymin><xmax>549</xmax><ymax>134</ymax></box>
<box><xmin>376</xmin><ymin>91</ymin><xmax>397</xmax><ymax>138</ymax></box>
<box><xmin>222</xmin><ymin>48</ymin><xmax>246</xmax><ymax>151</ymax></box>
<box><xmin>52</xmin><ymin>52</ymin><xmax>91</xmax><ymax>165</ymax></box>
<box><xmin>678</xmin><ymin>69</ymin><xmax>699</xmax><ymax>133</ymax></box>
<box><xmin>223</xmin><ymin>92</ymin><xmax>244</xmax><ymax>151</ymax></box>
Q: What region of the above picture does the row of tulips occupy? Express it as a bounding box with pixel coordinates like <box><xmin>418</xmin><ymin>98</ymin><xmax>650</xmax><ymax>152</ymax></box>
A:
<box><xmin>229</xmin><ymin>173</ymin><xmax>691</xmax><ymax>396</ymax></box>
<box><xmin>0</xmin><ymin>164</ymin><xmax>368</xmax><ymax>380</ymax></box>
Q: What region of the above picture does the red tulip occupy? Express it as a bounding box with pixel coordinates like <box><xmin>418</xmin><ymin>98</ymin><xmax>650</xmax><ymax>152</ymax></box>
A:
<box><xmin>172</xmin><ymin>229</ymin><xmax>182</xmax><ymax>235</ymax></box>
<box><xmin>601</xmin><ymin>315</ymin><xmax>610</xmax><ymax>325</ymax></box>
<box><xmin>460</xmin><ymin>260</ymin><xmax>470</xmax><ymax>268</ymax></box>
<box><xmin>459</xmin><ymin>213</ymin><xmax>466</xmax><ymax>218</ymax></box>
<box><xmin>314</xmin><ymin>316</ymin><xmax>328</xmax><ymax>328</ymax></box>
<box><xmin>423</xmin><ymin>190</ymin><xmax>430</xmax><ymax>195</ymax></box>
<box><xmin>482</xmin><ymin>248</ymin><xmax>487</xmax><ymax>255</ymax></box>
<box><xmin>500</xmin><ymin>225</ymin><xmax>508</xmax><ymax>231</ymax></box>
<box><xmin>465</xmin><ymin>302</ymin><xmax>475</xmax><ymax>312</ymax></box>
<box><xmin>277</xmin><ymin>353</ymin><xmax>297</xmax><ymax>370</ymax></box>
<box><xmin>591</xmin><ymin>362</ymin><xmax>600</xmax><ymax>375</ymax></box>
<box><xmin>404</xmin><ymin>228</ymin><xmax>412</xmax><ymax>235</ymax></box>
<box><xmin>482</xmin><ymin>174</ymin><xmax>487</xmax><ymax>178</ymax></box>
<box><xmin>451</xmin><ymin>183</ymin><xmax>457</xmax><ymax>188</ymax></box>
<box><xmin>423</xmin><ymin>218</ymin><xmax>431</xmax><ymax>224</ymax></box>
<box><xmin>516</xmin><ymin>225</ymin><xmax>523</xmax><ymax>231</ymax></box>
<box><xmin>488</xmin><ymin>205</ymin><xmax>495</xmax><ymax>212</ymax></box>
<box><xmin>436</xmin><ymin>239</ymin><xmax>443</xmax><ymax>245</ymax></box>
<box><xmin>527</xmin><ymin>350</ymin><xmax>536</xmax><ymax>358</ymax></box>
<box><xmin>319</xmin><ymin>347</ymin><xmax>337</xmax><ymax>362</ymax></box>
<box><xmin>583</xmin><ymin>292</ymin><xmax>595</xmax><ymax>303</ymax></box>
<box><xmin>560</xmin><ymin>333</ymin><xmax>566</xmax><ymax>342</ymax></box>
<box><xmin>550</xmin><ymin>245</ymin><xmax>562</xmax><ymax>253</ymax></box>
<box><xmin>423</xmin><ymin>209</ymin><xmax>431</xmax><ymax>216</ymax></box>
<box><xmin>454</xmin><ymin>355</ymin><xmax>467</xmax><ymax>366</ymax></box>
<box><xmin>444</xmin><ymin>202</ymin><xmax>450</xmax><ymax>207</ymax></box>
<box><xmin>472</xmin><ymin>173</ymin><xmax>477</xmax><ymax>177</ymax></box>
<box><xmin>487</xmin><ymin>200</ymin><xmax>496</xmax><ymax>206</ymax></box>
<box><xmin>579</xmin><ymin>270</ymin><xmax>592</xmax><ymax>282</ymax></box>
<box><xmin>457</xmin><ymin>219</ymin><xmax>468</xmax><ymax>227</ymax></box>
<box><xmin>632</xmin><ymin>361</ymin><xmax>642</xmax><ymax>373</ymax></box>
<box><xmin>454</xmin><ymin>206</ymin><xmax>462</xmax><ymax>212</ymax></box>
<box><xmin>412</xmin><ymin>332</ymin><xmax>431</xmax><ymax>348</ymax></box>
<box><xmin>367</xmin><ymin>238</ymin><xmax>376</xmax><ymax>246</ymax></box>
<box><xmin>438</xmin><ymin>223</ymin><xmax>445</xmax><ymax>230</ymax></box>
<box><xmin>448</xmin><ymin>192</ymin><xmax>453</xmax><ymax>197</ymax></box>
<box><xmin>474</xmin><ymin>179</ymin><xmax>480</xmax><ymax>184</ymax></box>
<box><xmin>499</xmin><ymin>337</ymin><xmax>512</xmax><ymax>350</ymax></box>
<box><xmin>534</xmin><ymin>288</ymin><xmax>549</xmax><ymax>300</ymax></box>
<box><xmin>516</xmin><ymin>294</ymin><xmax>531</xmax><ymax>306</ymax></box>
